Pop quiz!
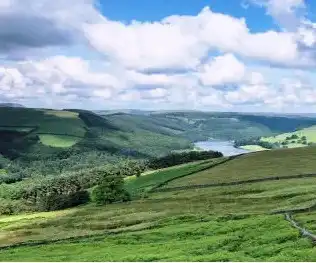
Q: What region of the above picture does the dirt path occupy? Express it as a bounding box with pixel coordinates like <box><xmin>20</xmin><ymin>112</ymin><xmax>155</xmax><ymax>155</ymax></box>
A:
<box><xmin>285</xmin><ymin>213</ymin><xmax>316</xmax><ymax>242</ymax></box>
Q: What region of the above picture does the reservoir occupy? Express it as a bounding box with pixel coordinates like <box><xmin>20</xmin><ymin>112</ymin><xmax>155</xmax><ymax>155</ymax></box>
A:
<box><xmin>194</xmin><ymin>140</ymin><xmax>250</xmax><ymax>157</ymax></box>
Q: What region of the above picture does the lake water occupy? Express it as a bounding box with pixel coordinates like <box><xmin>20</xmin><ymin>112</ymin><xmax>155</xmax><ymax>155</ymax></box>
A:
<box><xmin>194</xmin><ymin>140</ymin><xmax>250</xmax><ymax>157</ymax></box>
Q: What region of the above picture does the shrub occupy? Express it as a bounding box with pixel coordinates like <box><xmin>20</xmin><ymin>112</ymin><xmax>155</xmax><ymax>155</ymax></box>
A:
<box><xmin>20</xmin><ymin>175</ymin><xmax>90</xmax><ymax>212</ymax></box>
<box><xmin>91</xmin><ymin>171</ymin><xmax>131</xmax><ymax>205</ymax></box>
<box><xmin>0</xmin><ymin>199</ymin><xmax>31</xmax><ymax>215</ymax></box>
<box><xmin>36</xmin><ymin>190</ymin><xmax>90</xmax><ymax>211</ymax></box>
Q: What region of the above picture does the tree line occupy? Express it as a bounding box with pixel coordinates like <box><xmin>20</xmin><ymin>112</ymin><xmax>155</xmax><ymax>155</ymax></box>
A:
<box><xmin>148</xmin><ymin>150</ymin><xmax>223</xmax><ymax>169</ymax></box>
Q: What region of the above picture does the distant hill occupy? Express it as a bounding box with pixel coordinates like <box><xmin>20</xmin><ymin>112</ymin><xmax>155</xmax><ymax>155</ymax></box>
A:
<box><xmin>1</xmin><ymin>107</ymin><xmax>316</xmax><ymax>182</ymax></box>
<box><xmin>0</xmin><ymin>107</ymin><xmax>192</xmax><ymax>180</ymax></box>
<box><xmin>94</xmin><ymin>109</ymin><xmax>152</xmax><ymax>116</ymax></box>
<box><xmin>0</xmin><ymin>103</ymin><xmax>25</xmax><ymax>108</ymax></box>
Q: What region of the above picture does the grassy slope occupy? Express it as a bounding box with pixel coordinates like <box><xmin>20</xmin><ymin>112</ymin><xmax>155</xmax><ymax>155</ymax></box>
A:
<box><xmin>125</xmin><ymin>158</ymin><xmax>228</xmax><ymax>195</ymax></box>
<box><xmin>261</xmin><ymin>125</ymin><xmax>316</xmax><ymax>148</ymax></box>
<box><xmin>0</xmin><ymin>108</ymin><xmax>194</xmax><ymax>161</ymax></box>
<box><xmin>0</xmin><ymin>107</ymin><xmax>86</xmax><ymax>148</ymax></box>
<box><xmin>2</xmin><ymin>148</ymin><xmax>316</xmax><ymax>260</ymax></box>
<box><xmin>164</xmin><ymin>146</ymin><xmax>316</xmax><ymax>188</ymax></box>
<box><xmin>239</xmin><ymin>144</ymin><xmax>268</xmax><ymax>151</ymax></box>
<box><xmin>0</xmin><ymin>108</ymin><xmax>86</xmax><ymax>137</ymax></box>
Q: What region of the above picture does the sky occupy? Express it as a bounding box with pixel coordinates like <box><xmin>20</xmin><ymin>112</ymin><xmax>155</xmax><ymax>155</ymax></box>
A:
<box><xmin>1</xmin><ymin>0</ymin><xmax>316</xmax><ymax>112</ymax></box>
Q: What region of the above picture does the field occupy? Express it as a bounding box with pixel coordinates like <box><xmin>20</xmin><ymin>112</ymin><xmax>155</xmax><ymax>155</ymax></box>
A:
<box><xmin>162</xmin><ymin>146</ymin><xmax>316</xmax><ymax>188</ymax></box>
<box><xmin>125</xmin><ymin>157</ymin><xmax>228</xmax><ymax>195</ymax></box>
<box><xmin>239</xmin><ymin>144</ymin><xmax>268</xmax><ymax>151</ymax></box>
<box><xmin>2</xmin><ymin>147</ymin><xmax>316</xmax><ymax>261</ymax></box>
<box><xmin>39</xmin><ymin>135</ymin><xmax>82</xmax><ymax>148</ymax></box>
<box><xmin>0</xmin><ymin>108</ymin><xmax>86</xmax><ymax>137</ymax></box>
<box><xmin>261</xmin><ymin>125</ymin><xmax>316</xmax><ymax>148</ymax></box>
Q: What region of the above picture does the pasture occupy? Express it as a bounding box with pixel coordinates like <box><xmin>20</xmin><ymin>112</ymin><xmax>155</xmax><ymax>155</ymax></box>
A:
<box><xmin>261</xmin><ymin>125</ymin><xmax>316</xmax><ymax>148</ymax></box>
<box><xmin>39</xmin><ymin>135</ymin><xmax>82</xmax><ymax>148</ymax></box>
<box><xmin>0</xmin><ymin>107</ymin><xmax>86</xmax><ymax>138</ymax></box>
<box><xmin>2</xmin><ymin>147</ymin><xmax>316</xmax><ymax>261</ymax></box>
<box><xmin>163</xmin><ymin>146</ymin><xmax>316</xmax><ymax>188</ymax></box>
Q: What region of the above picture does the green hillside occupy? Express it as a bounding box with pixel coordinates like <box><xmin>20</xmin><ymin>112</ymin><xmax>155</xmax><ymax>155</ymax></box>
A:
<box><xmin>162</xmin><ymin>146</ymin><xmax>316</xmax><ymax>188</ymax></box>
<box><xmin>261</xmin><ymin>125</ymin><xmax>316</xmax><ymax>148</ymax></box>
<box><xmin>152</xmin><ymin>111</ymin><xmax>316</xmax><ymax>141</ymax></box>
<box><xmin>0</xmin><ymin>108</ymin><xmax>86</xmax><ymax>137</ymax></box>
<box><xmin>3</xmin><ymin>107</ymin><xmax>316</xmax><ymax>185</ymax></box>
<box><xmin>236</xmin><ymin>125</ymin><xmax>316</xmax><ymax>150</ymax></box>
<box><xmin>0</xmin><ymin>108</ymin><xmax>194</xmax><ymax>182</ymax></box>
<box><xmin>2</xmin><ymin>147</ymin><xmax>316</xmax><ymax>261</ymax></box>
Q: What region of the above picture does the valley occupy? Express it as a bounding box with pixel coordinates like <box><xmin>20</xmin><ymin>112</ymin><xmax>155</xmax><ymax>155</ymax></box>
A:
<box><xmin>1</xmin><ymin>107</ymin><xmax>316</xmax><ymax>261</ymax></box>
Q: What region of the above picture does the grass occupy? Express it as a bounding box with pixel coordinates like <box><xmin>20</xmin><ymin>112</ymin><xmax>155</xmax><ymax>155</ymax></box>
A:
<box><xmin>124</xmin><ymin>158</ymin><xmax>228</xmax><ymax>195</ymax></box>
<box><xmin>261</xmin><ymin>125</ymin><xmax>316</xmax><ymax>148</ymax></box>
<box><xmin>1</xmin><ymin>214</ymin><xmax>316</xmax><ymax>261</ymax></box>
<box><xmin>163</xmin><ymin>146</ymin><xmax>316</xmax><ymax>188</ymax></box>
<box><xmin>239</xmin><ymin>144</ymin><xmax>268</xmax><ymax>151</ymax></box>
<box><xmin>2</xmin><ymin>147</ymin><xmax>316</xmax><ymax>261</ymax></box>
<box><xmin>1</xmin><ymin>176</ymin><xmax>316</xmax><ymax>250</ymax></box>
<box><xmin>39</xmin><ymin>135</ymin><xmax>82</xmax><ymax>148</ymax></box>
<box><xmin>0</xmin><ymin>108</ymin><xmax>86</xmax><ymax>137</ymax></box>
<box><xmin>292</xmin><ymin>211</ymin><xmax>316</xmax><ymax>233</ymax></box>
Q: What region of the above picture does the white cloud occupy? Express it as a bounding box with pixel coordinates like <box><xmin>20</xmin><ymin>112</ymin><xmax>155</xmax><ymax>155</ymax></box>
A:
<box><xmin>249</xmin><ymin>0</ymin><xmax>305</xmax><ymax>29</ymax></box>
<box><xmin>198</xmin><ymin>54</ymin><xmax>246</xmax><ymax>86</ymax></box>
<box><xmin>1</xmin><ymin>0</ymin><xmax>316</xmax><ymax>112</ymax></box>
<box><xmin>0</xmin><ymin>56</ymin><xmax>125</xmax><ymax>104</ymax></box>
<box><xmin>83</xmin><ymin>6</ymin><xmax>309</xmax><ymax>69</ymax></box>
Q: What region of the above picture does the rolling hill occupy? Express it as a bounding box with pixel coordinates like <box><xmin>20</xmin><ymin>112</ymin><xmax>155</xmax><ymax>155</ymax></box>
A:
<box><xmin>2</xmin><ymin>107</ymin><xmax>316</xmax><ymax>184</ymax></box>
<box><xmin>2</xmin><ymin>147</ymin><xmax>316</xmax><ymax>261</ymax></box>
<box><xmin>260</xmin><ymin>125</ymin><xmax>316</xmax><ymax>148</ymax></box>
<box><xmin>0</xmin><ymin>107</ymin><xmax>194</xmax><ymax>182</ymax></box>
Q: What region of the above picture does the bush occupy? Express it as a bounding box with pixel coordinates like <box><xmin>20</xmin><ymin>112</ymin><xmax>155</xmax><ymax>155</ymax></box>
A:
<box><xmin>36</xmin><ymin>190</ymin><xmax>90</xmax><ymax>211</ymax></box>
<box><xmin>91</xmin><ymin>171</ymin><xmax>131</xmax><ymax>205</ymax></box>
<box><xmin>20</xmin><ymin>175</ymin><xmax>91</xmax><ymax>212</ymax></box>
<box><xmin>0</xmin><ymin>199</ymin><xmax>31</xmax><ymax>215</ymax></box>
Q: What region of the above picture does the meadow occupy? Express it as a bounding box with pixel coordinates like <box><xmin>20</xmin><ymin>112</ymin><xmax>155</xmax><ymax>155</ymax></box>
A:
<box><xmin>239</xmin><ymin>144</ymin><xmax>268</xmax><ymax>151</ymax></box>
<box><xmin>39</xmin><ymin>135</ymin><xmax>82</xmax><ymax>148</ymax></box>
<box><xmin>163</xmin><ymin>146</ymin><xmax>316</xmax><ymax>188</ymax></box>
<box><xmin>2</xmin><ymin>109</ymin><xmax>316</xmax><ymax>261</ymax></box>
<box><xmin>0</xmin><ymin>108</ymin><xmax>86</xmax><ymax>138</ymax></box>
<box><xmin>261</xmin><ymin>125</ymin><xmax>316</xmax><ymax>148</ymax></box>
<box><xmin>2</xmin><ymin>147</ymin><xmax>316</xmax><ymax>261</ymax></box>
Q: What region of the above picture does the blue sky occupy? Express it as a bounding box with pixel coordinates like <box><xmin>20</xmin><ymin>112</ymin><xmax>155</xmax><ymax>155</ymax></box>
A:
<box><xmin>100</xmin><ymin>0</ymin><xmax>276</xmax><ymax>32</ymax></box>
<box><xmin>0</xmin><ymin>0</ymin><xmax>316</xmax><ymax>113</ymax></box>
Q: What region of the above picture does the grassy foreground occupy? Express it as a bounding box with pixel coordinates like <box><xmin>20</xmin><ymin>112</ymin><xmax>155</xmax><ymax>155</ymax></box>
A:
<box><xmin>2</xmin><ymin>147</ymin><xmax>316</xmax><ymax>261</ymax></box>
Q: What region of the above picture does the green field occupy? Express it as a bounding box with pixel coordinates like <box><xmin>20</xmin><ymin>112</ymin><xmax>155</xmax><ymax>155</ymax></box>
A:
<box><xmin>39</xmin><ymin>135</ymin><xmax>82</xmax><ymax>148</ymax></box>
<box><xmin>163</xmin><ymin>146</ymin><xmax>316</xmax><ymax>188</ymax></box>
<box><xmin>239</xmin><ymin>144</ymin><xmax>268</xmax><ymax>151</ymax></box>
<box><xmin>1</xmin><ymin>213</ymin><xmax>314</xmax><ymax>261</ymax></box>
<box><xmin>125</xmin><ymin>157</ymin><xmax>228</xmax><ymax>195</ymax></box>
<box><xmin>0</xmin><ymin>108</ymin><xmax>86</xmax><ymax>137</ymax></box>
<box><xmin>261</xmin><ymin>125</ymin><xmax>316</xmax><ymax>148</ymax></box>
<box><xmin>2</xmin><ymin>147</ymin><xmax>316</xmax><ymax>261</ymax></box>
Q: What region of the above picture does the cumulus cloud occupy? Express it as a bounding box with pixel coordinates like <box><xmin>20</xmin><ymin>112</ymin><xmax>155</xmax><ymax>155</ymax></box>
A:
<box><xmin>1</xmin><ymin>0</ymin><xmax>316</xmax><ymax>112</ymax></box>
<box><xmin>0</xmin><ymin>0</ymin><xmax>83</xmax><ymax>57</ymax></box>
<box><xmin>0</xmin><ymin>56</ymin><xmax>125</xmax><ymax>106</ymax></box>
<box><xmin>83</xmin><ymin>6</ymin><xmax>311</xmax><ymax>69</ymax></box>
<box><xmin>198</xmin><ymin>54</ymin><xmax>246</xmax><ymax>86</ymax></box>
<box><xmin>249</xmin><ymin>0</ymin><xmax>305</xmax><ymax>29</ymax></box>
